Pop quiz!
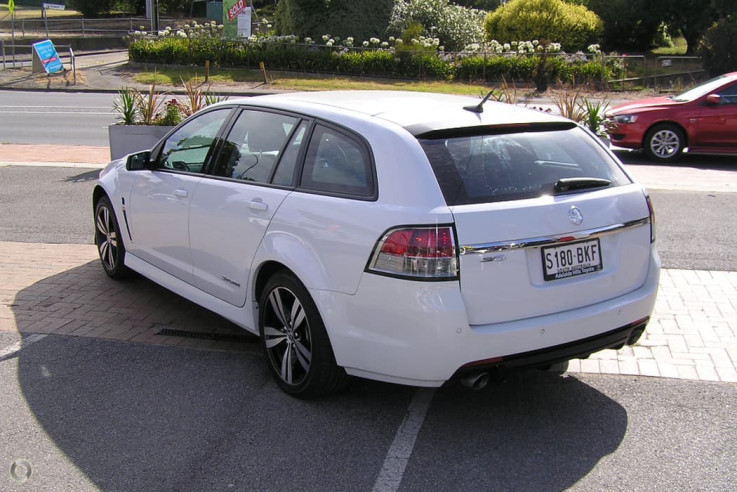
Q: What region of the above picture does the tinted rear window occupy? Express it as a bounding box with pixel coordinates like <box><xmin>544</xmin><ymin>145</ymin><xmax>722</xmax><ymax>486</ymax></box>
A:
<box><xmin>419</xmin><ymin>127</ymin><xmax>631</xmax><ymax>205</ymax></box>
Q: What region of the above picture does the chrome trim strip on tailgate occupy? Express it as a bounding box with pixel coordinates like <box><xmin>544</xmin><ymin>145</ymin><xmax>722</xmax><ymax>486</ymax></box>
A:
<box><xmin>460</xmin><ymin>217</ymin><xmax>650</xmax><ymax>255</ymax></box>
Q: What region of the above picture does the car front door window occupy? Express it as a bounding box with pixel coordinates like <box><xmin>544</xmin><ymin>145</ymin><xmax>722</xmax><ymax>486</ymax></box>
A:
<box><xmin>157</xmin><ymin>109</ymin><xmax>231</xmax><ymax>173</ymax></box>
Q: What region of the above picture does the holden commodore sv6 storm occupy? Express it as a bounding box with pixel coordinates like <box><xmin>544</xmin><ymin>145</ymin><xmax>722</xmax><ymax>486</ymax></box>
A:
<box><xmin>93</xmin><ymin>91</ymin><xmax>660</xmax><ymax>397</ymax></box>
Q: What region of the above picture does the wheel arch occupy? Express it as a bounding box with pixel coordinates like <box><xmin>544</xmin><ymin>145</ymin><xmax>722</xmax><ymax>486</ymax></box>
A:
<box><xmin>642</xmin><ymin>120</ymin><xmax>688</xmax><ymax>149</ymax></box>
<box><xmin>92</xmin><ymin>185</ymin><xmax>108</xmax><ymax>210</ymax></box>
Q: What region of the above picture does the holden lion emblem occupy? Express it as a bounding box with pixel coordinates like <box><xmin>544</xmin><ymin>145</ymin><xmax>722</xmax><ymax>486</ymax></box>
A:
<box><xmin>568</xmin><ymin>206</ymin><xmax>584</xmax><ymax>226</ymax></box>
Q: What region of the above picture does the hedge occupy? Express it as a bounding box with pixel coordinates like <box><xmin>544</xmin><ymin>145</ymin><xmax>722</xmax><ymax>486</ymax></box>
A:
<box><xmin>129</xmin><ymin>37</ymin><xmax>617</xmax><ymax>86</ymax></box>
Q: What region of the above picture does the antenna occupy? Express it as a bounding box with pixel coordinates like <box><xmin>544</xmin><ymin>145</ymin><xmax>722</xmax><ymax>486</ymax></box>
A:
<box><xmin>463</xmin><ymin>90</ymin><xmax>495</xmax><ymax>113</ymax></box>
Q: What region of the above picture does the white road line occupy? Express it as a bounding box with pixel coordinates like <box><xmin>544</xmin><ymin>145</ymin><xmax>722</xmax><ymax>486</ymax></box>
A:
<box><xmin>372</xmin><ymin>388</ymin><xmax>436</xmax><ymax>492</ymax></box>
<box><xmin>0</xmin><ymin>106</ymin><xmax>110</xmax><ymax>109</ymax></box>
<box><xmin>0</xmin><ymin>334</ymin><xmax>48</xmax><ymax>360</ymax></box>
<box><xmin>0</xmin><ymin>110</ymin><xmax>113</xmax><ymax>115</ymax></box>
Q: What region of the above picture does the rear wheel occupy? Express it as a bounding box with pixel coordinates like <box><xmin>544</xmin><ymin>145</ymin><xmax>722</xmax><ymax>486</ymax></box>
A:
<box><xmin>94</xmin><ymin>196</ymin><xmax>129</xmax><ymax>279</ymax></box>
<box><xmin>644</xmin><ymin>124</ymin><xmax>685</xmax><ymax>162</ymax></box>
<box><xmin>259</xmin><ymin>272</ymin><xmax>348</xmax><ymax>398</ymax></box>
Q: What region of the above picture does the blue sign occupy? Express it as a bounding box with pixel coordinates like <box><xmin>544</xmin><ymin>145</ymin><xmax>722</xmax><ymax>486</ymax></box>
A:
<box><xmin>32</xmin><ymin>40</ymin><xmax>64</xmax><ymax>74</ymax></box>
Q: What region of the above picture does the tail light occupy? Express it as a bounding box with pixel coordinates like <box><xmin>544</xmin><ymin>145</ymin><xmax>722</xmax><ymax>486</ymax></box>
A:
<box><xmin>366</xmin><ymin>225</ymin><xmax>459</xmax><ymax>280</ymax></box>
<box><xmin>645</xmin><ymin>194</ymin><xmax>655</xmax><ymax>243</ymax></box>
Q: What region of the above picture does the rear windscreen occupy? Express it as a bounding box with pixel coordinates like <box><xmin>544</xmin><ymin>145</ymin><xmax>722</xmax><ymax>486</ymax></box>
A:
<box><xmin>419</xmin><ymin>127</ymin><xmax>631</xmax><ymax>206</ymax></box>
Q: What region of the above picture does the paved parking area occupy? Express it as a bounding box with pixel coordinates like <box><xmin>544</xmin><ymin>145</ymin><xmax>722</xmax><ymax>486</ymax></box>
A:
<box><xmin>1</xmin><ymin>241</ymin><xmax>736</xmax><ymax>383</ymax></box>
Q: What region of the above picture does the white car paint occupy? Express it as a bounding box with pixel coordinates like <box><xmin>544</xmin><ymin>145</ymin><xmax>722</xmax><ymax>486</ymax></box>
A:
<box><xmin>96</xmin><ymin>91</ymin><xmax>660</xmax><ymax>388</ymax></box>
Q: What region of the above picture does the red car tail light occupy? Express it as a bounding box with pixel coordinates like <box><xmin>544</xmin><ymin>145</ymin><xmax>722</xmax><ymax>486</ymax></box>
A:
<box><xmin>366</xmin><ymin>225</ymin><xmax>459</xmax><ymax>280</ymax></box>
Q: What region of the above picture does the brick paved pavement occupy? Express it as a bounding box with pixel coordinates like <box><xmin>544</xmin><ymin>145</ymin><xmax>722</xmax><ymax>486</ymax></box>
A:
<box><xmin>1</xmin><ymin>240</ymin><xmax>736</xmax><ymax>383</ymax></box>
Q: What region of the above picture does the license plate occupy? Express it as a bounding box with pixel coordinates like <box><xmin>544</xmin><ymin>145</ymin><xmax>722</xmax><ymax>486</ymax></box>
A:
<box><xmin>542</xmin><ymin>239</ymin><xmax>602</xmax><ymax>281</ymax></box>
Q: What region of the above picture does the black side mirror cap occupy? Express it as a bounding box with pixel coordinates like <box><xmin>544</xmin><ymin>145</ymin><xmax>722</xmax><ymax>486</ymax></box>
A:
<box><xmin>126</xmin><ymin>151</ymin><xmax>151</xmax><ymax>171</ymax></box>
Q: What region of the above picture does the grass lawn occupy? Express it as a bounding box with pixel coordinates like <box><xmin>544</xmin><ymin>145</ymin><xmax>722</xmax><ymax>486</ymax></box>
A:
<box><xmin>132</xmin><ymin>66</ymin><xmax>498</xmax><ymax>96</ymax></box>
<box><xmin>650</xmin><ymin>37</ymin><xmax>689</xmax><ymax>56</ymax></box>
<box><xmin>0</xmin><ymin>4</ymin><xmax>82</xmax><ymax>21</ymax></box>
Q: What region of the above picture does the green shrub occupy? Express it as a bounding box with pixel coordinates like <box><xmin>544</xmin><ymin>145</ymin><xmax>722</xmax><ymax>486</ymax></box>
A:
<box><xmin>69</xmin><ymin>0</ymin><xmax>114</xmax><ymax>17</ymax></box>
<box><xmin>698</xmin><ymin>18</ymin><xmax>737</xmax><ymax>77</ymax></box>
<box><xmin>129</xmin><ymin>36</ymin><xmax>619</xmax><ymax>85</ymax></box>
<box><xmin>483</xmin><ymin>0</ymin><xmax>602</xmax><ymax>52</ymax></box>
<box><xmin>387</xmin><ymin>0</ymin><xmax>487</xmax><ymax>51</ymax></box>
<box><xmin>275</xmin><ymin>0</ymin><xmax>394</xmax><ymax>42</ymax></box>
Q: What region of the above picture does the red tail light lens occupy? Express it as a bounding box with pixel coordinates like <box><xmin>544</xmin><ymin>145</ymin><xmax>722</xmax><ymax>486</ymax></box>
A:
<box><xmin>367</xmin><ymin>226</ymin><xmax>459</xmax><ymax>280</ymax></box>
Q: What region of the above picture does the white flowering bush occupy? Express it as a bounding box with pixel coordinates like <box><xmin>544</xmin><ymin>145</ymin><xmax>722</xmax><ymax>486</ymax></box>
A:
<box><xmin>388</xmin><ymin>0</ymin><xmax>486</xmax><ymax>51</ymax></box>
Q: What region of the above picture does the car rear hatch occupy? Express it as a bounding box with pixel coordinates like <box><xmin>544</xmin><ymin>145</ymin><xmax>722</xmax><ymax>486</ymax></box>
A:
<box><xmin>418</xmin><ymin>123</ymin><xmax>654</xmax><ymax>325</ymax></box>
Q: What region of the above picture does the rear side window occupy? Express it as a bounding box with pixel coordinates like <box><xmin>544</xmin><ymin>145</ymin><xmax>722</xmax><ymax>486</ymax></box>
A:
<box><xmin>300</xmin><ymin>125</ymin><xmax>374</xmax><ymax>198</ymax></box>
<box><xmin>419</xmin><ymin>127</ymin><xmax>631</xmax><ymax>205</ymax></box>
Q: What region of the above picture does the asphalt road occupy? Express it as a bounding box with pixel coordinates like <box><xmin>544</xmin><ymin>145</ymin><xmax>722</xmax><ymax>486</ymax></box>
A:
<box><xmin>1</xmin><ymin>331</ymin><xmax>735</xmax><ymax>491</ymax></box>
<box><xmin>1</xmin><ymin>165</ymin><xmax>736</xmax><ymax>271</ymax></box>
<box><xmin>0</xmin><ymin>91</ymin><xmax>116</xmax><ymax>146</ymax></box>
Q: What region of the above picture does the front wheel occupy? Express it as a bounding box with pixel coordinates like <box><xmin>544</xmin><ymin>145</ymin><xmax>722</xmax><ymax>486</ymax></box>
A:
<box><xmin>644</xmin><ymin>124</ymin><xmax>685</xmax><ymax>162</ymax></box>
<box><xmin>259</xmin><ymin>272</ymin><xmax>348</xmax><ymax>398</ymax></box>
<box><xmin>94</xmin><ymin>196</ymin><xmax>129</xmax><ymax>279</ymax></box>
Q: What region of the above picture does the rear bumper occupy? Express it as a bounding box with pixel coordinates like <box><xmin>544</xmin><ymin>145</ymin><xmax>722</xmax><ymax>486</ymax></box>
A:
<box><xmin>453</xmin><ymin>317</ymin><xmax>648</xmax><ymax>378</ymax></box>
<box><xmin>314</xmin><ymin>247</ymin><xmax>660</xmax><ymax>387</ymax></box>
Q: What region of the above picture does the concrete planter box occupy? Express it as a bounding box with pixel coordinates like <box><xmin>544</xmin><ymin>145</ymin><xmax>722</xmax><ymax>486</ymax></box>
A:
<box><xmin>108</xmin><ymin>125</ymin><xmax>175</xmax><ymax>161</ymax></box>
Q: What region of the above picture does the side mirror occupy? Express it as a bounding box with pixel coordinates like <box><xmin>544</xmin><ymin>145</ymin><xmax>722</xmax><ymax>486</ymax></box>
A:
<box><xmin>705</xmin><ymin>94</ymin><xmax>721</xmax><ymax>106</ymax></box>
<box><xmin>126</xmin><ymin>151</ymin><xmax>151</xmax><ymax>171</ymax></box>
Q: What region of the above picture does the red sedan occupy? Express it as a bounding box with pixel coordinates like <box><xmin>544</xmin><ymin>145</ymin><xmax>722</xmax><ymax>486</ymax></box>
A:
<box><xmin>606</xmin><ymin>72</ymin><xmax>737</xmax><ymax>162</ymax></box>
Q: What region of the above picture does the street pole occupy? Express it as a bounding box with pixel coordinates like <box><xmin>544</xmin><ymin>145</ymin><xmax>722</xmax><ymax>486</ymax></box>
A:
<box><xmin>11</xmin><ymin>10</ymin><xmax>16</xmax><ymax>68</ymax></box>
<box><xmin>43</xmin><ymin>6</ymin><xmax>49</xmax><ymax>39</ymax></box>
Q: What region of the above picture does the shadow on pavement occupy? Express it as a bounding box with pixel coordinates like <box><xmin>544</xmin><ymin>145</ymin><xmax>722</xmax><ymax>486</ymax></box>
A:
<box><xmin>64</xmin><ymin>169</ymin><xmax>100</xmax><ymax>183</ymax></box>
<box><xmin>8</xmin><ymin>263</ymin><xmax>628</xmax><ymax>490</ymax></box>
<box><xmin>613</xmin><ymin>148</ymin><xmax>737</xmax><ymax>170</ymax></box>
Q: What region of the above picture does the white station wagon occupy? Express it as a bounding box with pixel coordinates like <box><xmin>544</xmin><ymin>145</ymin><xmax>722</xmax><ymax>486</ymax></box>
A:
<box><xmin>94</xmin><ymin>91</ymin><xmax>660</xmax><ymax>397</ymax></box>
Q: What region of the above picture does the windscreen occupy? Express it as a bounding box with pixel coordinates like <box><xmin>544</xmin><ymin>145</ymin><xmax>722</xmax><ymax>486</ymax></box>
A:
<box><xmin>419</xmin><ymin>126</ymin><xmax>631</xmax><ymax>206</ymax></box>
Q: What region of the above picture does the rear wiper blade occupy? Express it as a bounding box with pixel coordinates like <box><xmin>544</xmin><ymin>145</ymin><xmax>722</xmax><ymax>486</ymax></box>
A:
<box><xmin>554</xmin><ymin>177</ymin><xmax>611</xmax><ymax>193</ymax></box>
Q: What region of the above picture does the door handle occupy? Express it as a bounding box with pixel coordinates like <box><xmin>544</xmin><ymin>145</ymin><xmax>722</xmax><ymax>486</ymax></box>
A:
<box><xmin>174</xmin><ymin>189</ymin><xmax>188</xmax><ymax>198</ymax></box>
<box><xmin>249</xmin><ymin>199</ymin><xmax>268</xmax><ymax>212</ymax></box>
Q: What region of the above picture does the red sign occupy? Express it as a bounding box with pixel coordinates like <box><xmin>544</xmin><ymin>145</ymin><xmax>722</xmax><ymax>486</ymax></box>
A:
<box><xmin>227</xmin><ymin>0</ymin><xmax>247</xmax><ymax>21</ymax></box>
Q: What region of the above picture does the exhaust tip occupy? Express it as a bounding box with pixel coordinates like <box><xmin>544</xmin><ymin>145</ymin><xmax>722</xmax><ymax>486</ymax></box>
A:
<box><xmin>460</xmin><ymin>371</ymin><xmax>490</xmax><ymax>391</ymax></box>
<box><xmin>627</xmin><ymin>325</ymin><xmax>646</xmax><ymax>345</ymax></box>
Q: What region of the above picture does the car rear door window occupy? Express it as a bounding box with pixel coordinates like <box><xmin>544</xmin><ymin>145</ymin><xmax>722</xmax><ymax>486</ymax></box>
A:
<box><xmin>272</xmin><ymin>120</ymin><xmax>309</xmax><ymax>186</ymax></box>
<box><xmin>156</xmin><ymin>108</ymin><xmax>231</xmax><ymax>173</ymax></box>
<box><xmin>212</xmin><ymin>110</ymin><xmax>298</xmax><ymax>184</ymax></box>
<box><xmin>300</xmin><ymin>124</ymin><xmax>374</xmax><ymax>198</ymax></box>
<box><xmin>420</xmin><ymin>126</ymin><xmax>631</xmax><ymax>205</ymax></box>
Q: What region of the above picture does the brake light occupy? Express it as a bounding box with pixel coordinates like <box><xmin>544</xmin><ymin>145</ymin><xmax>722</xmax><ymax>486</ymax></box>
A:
<box><xmin>645</xmin><ymin>194</ymin><xmax>656</xmax><ymax>243</ymax></box>
<box><xmin>367</xmin><ymin>226</ymin><xmax>459</xmax><ymax>280</ymax></box>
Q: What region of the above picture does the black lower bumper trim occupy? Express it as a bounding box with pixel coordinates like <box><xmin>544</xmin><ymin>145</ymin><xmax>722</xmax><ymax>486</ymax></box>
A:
<box><xmin>454</xmin><ymin>317</ymin><xmax>649</xmax><ymax>378</ymax></box>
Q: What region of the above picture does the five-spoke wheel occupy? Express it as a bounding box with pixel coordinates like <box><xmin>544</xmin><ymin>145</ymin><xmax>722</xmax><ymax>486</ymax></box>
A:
<box><xmin>259</xmin><ymin>272</ymin><xmax>348</xmax><ymax>398</ymax></box>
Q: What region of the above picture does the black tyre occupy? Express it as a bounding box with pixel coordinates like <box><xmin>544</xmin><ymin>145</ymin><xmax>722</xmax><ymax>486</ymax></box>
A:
<box><xmin>259</xmin><ymin>272</ymin><xmax>349</xmax><ymax>398</ymax></box>
<box><xmin>644</xmin><ymin>124</ymin><xmax>685</xmax><ymax>162</ymax></box>
<box><xmin>94</xmin><ymin>196</ymin><xmax>130</xmax><ymax>279</ymax></box>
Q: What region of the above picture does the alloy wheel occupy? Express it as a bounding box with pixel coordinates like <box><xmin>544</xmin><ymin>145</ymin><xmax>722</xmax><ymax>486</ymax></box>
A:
<box><xmin>263</xmin><ymin>286</ymin><xmax>313</xmax><ymax>386</ymax></box>
<box><xmin>649</xmin><ymin>128</ymin><xmax>681</xmax><ymax>158</ymax></box>
<box><xmin>96</xmin><ymin>203</ymin><xmax>118</xmax><ymax>271</ymax></box>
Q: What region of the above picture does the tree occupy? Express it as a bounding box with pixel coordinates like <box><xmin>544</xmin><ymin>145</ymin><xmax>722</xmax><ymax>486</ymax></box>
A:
<box><xmin>483</xmin><ymin>0</ymin><xmax>602</xmax><ymax>51</ymax></box>
<box><xmin>659</xmin><ymin>0</ymin><xmax>737</xmax><ymax>54</ymax></box>
<box><xmin>69</xmin><ymin>0</ymin><xmax>114</xmax><ymax>17</ymax></box>
<box><xmin>276</xmin><ymin>0</ymin><xmax>395</xmax><ymax>41</ymax></box>
<box><xmin>586</xmin><ymin>0</ymin><xmax>663</xmax><ymax>52</ymax></box>
<box><xmin>698</xmin><ymin>17</ymin><xmax>737</xmax><ymax>76</ymax></box>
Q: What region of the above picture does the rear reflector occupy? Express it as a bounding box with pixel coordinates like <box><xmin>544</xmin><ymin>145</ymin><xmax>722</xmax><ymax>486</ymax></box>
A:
<box><xmin>367</xmin><ymin>225</ymin><xmax>459</xmax><ymax>280</ymax></box>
